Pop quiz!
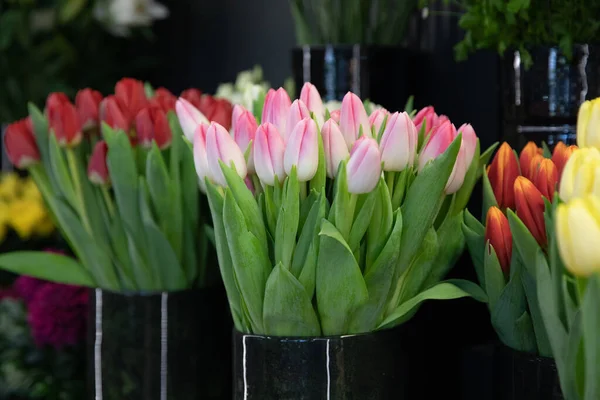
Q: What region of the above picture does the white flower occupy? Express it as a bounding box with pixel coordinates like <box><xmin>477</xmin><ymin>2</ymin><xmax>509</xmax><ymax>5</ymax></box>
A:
<box><xmin>94</xmin><ymin>0</ymin><xmax>169</xmax><ymax>36</ymax></box>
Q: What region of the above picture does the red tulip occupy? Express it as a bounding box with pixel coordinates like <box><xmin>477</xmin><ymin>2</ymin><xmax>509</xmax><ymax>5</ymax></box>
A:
<box><xmin>552</xmin><ymin>142</ymin><xmax>578</xmax><ymax>178</ymax></box>
<box><xmin>485</xmin><ymin>206</ymin><xmax>512</xmax><ymax>275</ymax></box>
<box><xmin>180</xmin><ymin>88</ymin><xmax>203</xmax><ymax>110</ymax></box>
<box><xmin>208</xmin><ymin>99</ymin><xmax>233</xmax><ymax>131</ymax></box>
<box><xmin>46</xmin><ymin>92</ymin><xmax>70</xmax><ymax>116</ymax></box>
<box><xmin>100</xmin><ymin>95</ymin><xmax>131</xmax><ymax>132</ymax></box>
<box><xmin>514</xmin><ymin>176</ymin><xmax>547</xmax><ymax>247</ymax></box>
<box><xmin>488</xmin><ymin>142</ymin><xmax>520</xmax><ymax>209</ymax></box>
<box><xmin>151</xmin><ymin>87</ymin><xmax>177</xmax><ymax>112</ymax></box>
<box><xmin>75</xmin><ymin>89</ymin><xmax>103</xmax><ymax>130</ymax></box>
<box><xmin>413</xmin><ymin>106</ymin><xmax>444</xmax><ymax>136</ymax></box>
<box><xmin>520</xmin><ymin>141</ymin><xmax>543</xmax><ymax>179</ymax></box>
<box><xmin>48</xmin><ymin>100</ymin><xmax>83</xmax><ymax>147</ymax></box>
<box><xmin>533</xmin><ymin>158</ymin><xmax>559</xmax><ymax>201</ymax></box>
<box><xmin>88</xmin><ymin>141</ymin><xmax>109</xmax><ymax>185</ymax></box>
<box><xmin>4</xmin><ymin>118</ymin><xmax>40</xmax><ymax>169</ymax></box>
<box><xmin>135</xmin><ymin>105</ymin><xmax>172</xmax><ymax>150</ymax></box>
<box><xmin>115</xmin><ymin>78</ymin><xmax>148</xmax><ymax>118</ymax></box>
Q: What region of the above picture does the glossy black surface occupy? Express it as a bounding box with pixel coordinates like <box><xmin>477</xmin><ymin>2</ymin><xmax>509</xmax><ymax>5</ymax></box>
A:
<box><xmin>292</xmin><ymin>46</ymin><xmax>420</xmax><ymax>112</ymax></box>
<box><xmin>87</xmin><ymin>287</ymin><xmax>231</xmax><ymax>400</ymax></box>
<box><xmin>233</xmin><ymin>325</ymin><xmax>408</xmax><ymax>400</ymax></box>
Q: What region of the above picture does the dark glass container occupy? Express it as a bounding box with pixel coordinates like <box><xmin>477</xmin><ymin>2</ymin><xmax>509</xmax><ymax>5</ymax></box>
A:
<box><xmin>87</xmin><ymin>287</ymin><xmax>231</xmax><ymax>400</ymax></box>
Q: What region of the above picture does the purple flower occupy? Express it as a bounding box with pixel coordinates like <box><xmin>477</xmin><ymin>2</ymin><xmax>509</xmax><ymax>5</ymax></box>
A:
<box><xmin>27</xmin><ymin>282</ymin><xmax>88</xmax><ymax>349</ymax></box>
<box><xmin>14</xmin><ymin>276</ymin><xmax>48</xmax><ymax>305</ymax></box>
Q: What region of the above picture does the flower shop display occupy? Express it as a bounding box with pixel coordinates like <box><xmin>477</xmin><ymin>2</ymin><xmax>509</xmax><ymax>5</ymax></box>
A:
<box><xmin>0</xmin><ymin>78</ymin><xmax>232</xmax><ymax>400</ymax></box>
<box><xmin>185</xmin><ymin>83</ymin><xmax>493</xmax><ymax>398</ymax></box>
<box><xmin>536</xmin><ymin>98</ymin><xmax>600</xmax><ymax>400</ymax></box>
<box><xmin>289</xmin><ymin>0</ymin><xmax>421</xmax><ymax>112</ymax></box>
<box><xmin>462</xmin><ymin>140</ymin><xmax>577</xmax><ymax>399</ymax></box>
<box><xmin>0</xmin><ymin>272</ymin><xmax>87</xmax><ymax>400</ymax></box>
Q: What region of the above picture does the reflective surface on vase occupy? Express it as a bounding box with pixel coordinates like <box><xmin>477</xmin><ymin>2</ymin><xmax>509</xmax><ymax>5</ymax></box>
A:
<box><xmin>233</xmin><ymin>325</ymin><xmax>408</xmax><ymax>400</ymax></box>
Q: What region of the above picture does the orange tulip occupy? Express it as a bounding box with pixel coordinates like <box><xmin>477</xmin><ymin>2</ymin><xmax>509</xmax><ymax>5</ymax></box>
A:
<box><xmin>514</xmin><ymin>176</ymin><xmax>547</xmax><ymax>247</ymax></box>
<box><xmin>527</xmin><ymin>153</ymin><xmax>545</xmax><ymax>181</ymax></box>
<box><xmin>485</xmin><ymin>206</ymin><xmax>512</xmax><ymax>275</ymax></box>
<box><xmin>520</xmin><ymin>141</ymin><xmax>543</xmax><ymax>179</ymax></box>
<box><xmin>552</xmin><ymin>142</ymin><xmax>578</xmax><ymax>178</ymax></box>
<box><xmin>533</xmin><ymin>158</ymin><xmax>559</xmax><ymax>201</ymax></box>
<box><xmin>488</xmin><ymin>142</ymin><xmax>520</xmax><ymax>209</ymax></box>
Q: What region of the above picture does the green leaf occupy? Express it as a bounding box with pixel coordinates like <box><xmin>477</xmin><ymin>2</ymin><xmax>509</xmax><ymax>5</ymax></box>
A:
<box><xmin>366</xmin><ymin>178</ymin><xmax>393</xmax><ymax>269</ymax></box>
<box><xmin>463</xmin><ymin>210</ymin><xmax>486</xmax><ymax>285</ymax></box>
<box><xmin>330</xmin><ymin>161</ymin><xmax>352</xmax><ymax>239</ymax></box>
<box><xmin>275</xmin><ymin>168</ymin><xmax>299</xmax><ymax>270</ymax></box>
<box><xmin>478</xmin><ymin>142</ymin><xmax>499</xmax><ymax>176</ymax></box>
<box><xmin>316</xmin><ymin>219</ymin><xmax>369</xmax><ymax>335</ymax></box>
<box><xmin>542</xmin><ymin>141</ymin><xmax>552</xmax><ymax>158</ymax></box>
<box><xmin>583</xmin><ymin>276</ymin><xmax>600</xmax><ymax>400</ymax></box>
<box><xmin>507</xmin><ymin>209</ymin><xmax>540</xmax><ymax>277</ymax></box>
<box><xmin>167</xmin><ymin>114</ymin><xmax>184</xmax><ymax>259</ymax></box>
<box><xmin>481</xmin><ymin>167</ymin><xmax>498</xmax><ymax>221</ymax></box>
<box><xmin>521</xmin><ymin>264</ymin><xmax>552</xmax><ymax>357</ymax></box>
<box><xmin>309</xmin><ymin>126</ymin><xmax>327</xmax><ymax>194</ymax></box>
<box><xmin>291</xmin><ymin>192</ymin><xmax>326</xmax><ymax>278</ymax></box>
<box><xmin>298</xmin><ymin>241</ymin><xmax>318</xmax><ymax>298</ymax></box>
<box><xmin>48</xmin><ymin>133</ymin><xmax>76</xmax><ymax>204</ymax></box>
<box><xmin>403</xmin><ymin>96</ymin><xmax>414</xmax><ymax>114</ymax></box>
<box><xmin>263</xmin><ymin>263</ymin><xmax>321</xmax><ymax>336</ymax></box>
<box><xmin>146</xmin><ymin>144</ymin><xmax>172</xmax><ymax>228</ymax></box>
<box><xmin>378</xmin><ymin>281</ymin><xmax>486</xmax><ymax>330</ymax></box>
<box><xmin>348</xmin><ymin>189</ymin><xmax>377</xmax><ymax>253</ymax></box>
<box><xmin>484</xmin><ymin>244</ymin><xmax>506</xmax><ymax>311</ymax></box>
<box><xmin>144</xmin><ymin>82</ymin><xmax>155</xmax><ymax>98</ymax></box>
<box><xmin>0</xmin><ymin>252</ymin><xmax>94</xmax><ymax>287</ymax></box>
<box><xmin>59</xmin><ymin>0</ymin><xmax>87</xmax><ymax>23</ymax></box>
<box><xmin>452</xmin><ymin>139</ymin><xmax>481</xmax><ymax>214</ymax></box>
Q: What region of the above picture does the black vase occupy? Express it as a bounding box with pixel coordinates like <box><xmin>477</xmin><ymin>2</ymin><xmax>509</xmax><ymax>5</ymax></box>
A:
<box><xmin>461</xmin><ymin>343</ymin><xmax>563</xmax><ymax>400</ymax></box>
<box><xmin>291</xmin><ymin>45</ymin><xmax>420</xmax><ymax>112</ymax></box>
<box><xmin>232</xmin><ymin>325</ymin><xmax>409</xmax><ymax>400</ymax></box>
<box><xmin>87</xmin><ymin>287</ymin><xmax>231</xmax><ymax>400</ymax></box>
<box><xmin>500</xmin><ymin>44</ymin><xmax>600</xmax><ymax>147</ymax></box>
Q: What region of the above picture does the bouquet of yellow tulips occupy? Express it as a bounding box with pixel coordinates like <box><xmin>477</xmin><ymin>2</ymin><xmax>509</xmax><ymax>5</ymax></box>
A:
<box><xmin>537</xmin><ymin>98</ymin><xmax>600</xmax><ymax>400</ymax></box>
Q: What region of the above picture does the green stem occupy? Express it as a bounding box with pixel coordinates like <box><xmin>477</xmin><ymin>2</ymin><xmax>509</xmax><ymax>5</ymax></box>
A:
<box><xmin>576</xmin><ymin>277</ymin><xmax>588</xmax><ymax>305</ymax></box>
<box><xmin>101</xmin><ymin>186</ymin><xmax>115</xmax><ymax>218</ymax></box>
<box><xmin>386</xmin><ymin>171</ymin><xmax>396</xmax><ymax>200</ymax></box>
<box><xmin>299</xmin><ymin>181</ymin><xmax>308</xmax><ymax>202</ymax></box>
<box><xmin>66</xmin><ymin>148</ymin><xmax>92</xmax><ymax>233</ymax></box>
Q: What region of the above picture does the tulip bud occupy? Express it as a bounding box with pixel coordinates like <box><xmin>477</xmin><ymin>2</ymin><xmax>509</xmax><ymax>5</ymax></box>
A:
<box><xmin>528</xmin><ymin>154</ymin><xmax>545</xmax><ymax>182</ymax></box>
<box><xmin>4</xmin><ymin>118</ymin><xmax>40</xmax><ymax>169</ymax></box>
<box><xmin>151</xmin><ymin>88</ymin><xmax>177</xmax><ymax>112</ymax></box>
<box><xmin>552</xmin><ymin>142</ymin><xmax>578</xmax><ymax>178</ymax></box>
<box><xmin>48</xmin><ymin>100</ymin><xmax>83</xmax><ymax>147</ymax></box>
<box><xmin>485</xmin><ymin>206</ymin><xmax>512</xmax><ymax>275</ymax></box>
<box><xmin>75</xmin><ymin>88</ymin><xmax>103</xmax><ymax>130</ymax></box>
<box><xmin>413</xmin><ymin>106</ymin><xmax>438</xmax><ymax>135</ymax></box>
<box><xmin>286</xmin><ymin>99</ymin><xmax>310</xmax><ymax>141</ymax></box>
<box><xmin>46</xmin><ymin>92</ymin><xmax>70</xmax><ymax>113</ymax></box>
<box><xmin>254</xmin><ymin>123</ymin><xmax>286</xmax><ymax>186</ymax></box>
<box><xmin>458</xmin><ymin>123</ymin><xmax>478</xmax><ymax>167</ymax></box>
<box><xmin>577</xmin><ymin>98</ymin><xmax>600</xmax><ymax>150</ymax></box>
<box><xmin>233</xmin><ymin>107</ymin><xmax>258</xmax><ymax>173</ymax></box>
<box><xmin>322</xmin><ymin>119</ymin><xmax>350</xmax><ymax>178</ymax></box>
<box><xmin>347</xmin><ymin>136</ymin><xmax>382</xmax><ymax>194</ymax></box>
<box><xmin>300</xmin><ymin>83</ymin><xmax>325</xmax><ymax>125</ymax></box>
<box><xmin>135</xmin><ymin>105</ymin><xmax>172</xmax><ymax>150</ymax></box>
<box><xmin>88</xmin><ymin>141</ymin><xmax>109</xmax><ymax>185</ymax></box>
<box><xmin>176</xmin><ymin>98</ymin><xmax>209</xmax><ymax>143</ymax></box>
<box><xmin>193</xmin><ymin>124</ymin><xmax>209</xmax><ymax>192</ymax></box>
<box><xmin>340</xmin><ymin>92</ymin><xmax>370</xmax><ymax>149</ymax></box>
<box><xmin>369</xmin><ymin>109</ymin><xmax>389</xmax><ymax>136</ymax></box>
<box><xmin>284</xmin><ymin>117</ymin><xmax>319</xmax><ymax>182</ymax></box>
<box><xmin>208</xmin><ymin>99</ymin><xmax>233</xmax><ymax>131</ymax></box>
<box><xmin>115</xmin><ymin>77</ymin><xmax>148</xmax><ymax>117</ymax></box>
<box><xmin>329</xmin><ymin>109</ymin><xmax>341</xmax><ymax>124</ymax></box>
<box><xmin>380</xmin><ymin>112</ymin><xmax>418</xmax><ymax>171</ymax></box>
<box><xmin>519</xmin><ymin>141</ymin><xmax>543</xmax><ymax>179</ymax></box>
<box><xmin>487</xmin><ymin>143</ymin><xmax>520</xmax><ymax>209</ymax></box>
<box><xmin>533</xmin><ymin>158</ymin><xmax>559</xmax><ymax>201</ymax></box>
<box><xmin>100</xmin><ymin>95</ymin><xmax>131</xmax><ymax>132</ymax></box>
<box><xmin>231</xmin><ymin>105</ymin><xmax>245</xmax><ymax>133</ymax></box>
<box><xmin>559</xmin><ymin>147</ymin><xmax>600</xmax><ymax>202</ymax></box>
<box><xmin>245</xmin><ymin>176</ymin><xmax>255</xmax><ymax>195</ymax></box>
<box><xmin>556</xmin><ymin>196</ymin><xmax>600</xmax><ymax>277</ymax></box>
<box><xmin>261</xmin><ymin>87</ymin><xmax>291</xmax><ymax>136</ymax></box>
<box><xmin>206</xmin><ymin>122</ymin><xmax>247</xmax><ymax>187</ymax></box>
<box><xmin>514</xmin><ymin>176</ymin><xmax>547</xmax><ymax>247</ymax></box>
<box><xmin>180</xmin><ymin>88</ymin><xmax>203</xmax><ymax>110</ymax></box>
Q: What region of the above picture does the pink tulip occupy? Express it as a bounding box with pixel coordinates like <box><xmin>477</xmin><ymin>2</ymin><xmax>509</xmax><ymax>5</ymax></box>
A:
<box><xmin>231</xmin><ymin>104</ymin><xmax>245</xmax><ymax>133</ymax></box>
<box><xmin>369</xmin><ymin>109</ymin><xmax>389</xmax><ymax>136</ymax></box>
<box><xmin>418</xmin><ymin>120</ymin><xmax>468</xmax><ymax>194</ymax></box>
<box><xmin>233</xmin><ymin>107</ymin><xmax>258</xmax><ymax>173</ymax></box>
<box><xmin>254</xmin><ymin>123</ymin><xmax>286</xmax><ymax>186</ymax></box>
<box><xmin>329</xmin><ymin>109</ymin><xmax>341</xmax><ymax>124</ymax></box>
<box><xmin>284</xmin><ymin>117</ymin><xmax>319</xmax><ymax>182</ymax></box>
<box><xmin>458</xmin><ymin>123</ymin><xmax>478</xmax><ymax>167</ymax></box>
<box><xmin>300</xmin><ymin>83</ymin><xmax>324</xmax><ymax>125</ymax></box>
<box><xmin>347</xmin><ymin>136</ymin><xmax>382</xmax><ymax>194</ymax></box>
<box><xmin>193</xmin><ymin>124</ymin><xmax>209</xmax><ymax>192</ymax></box>
<box><xmin>285</xmin><ymin>99</ymin><xmax>310</xmax><ymax>141</ymax></box>
<box><xmin>261</xmin><ymin>87</ymin><xmax>291</xmax><ymax>137</ymax></box>
<box><xmin>380</xmin><ymin>112</ymin><xmax>418</xmax><ymax>172</ymax></box>
<box><xmin>322</xmin><ymin>119</ymin><xmax>349</xmax><ymax>178</ymax></box>
<box><xmin>176</xmin><ymin>98</ymin><xmax>208</xmax><ymax>142</ymax></box>
<box><xmin>414</xmin><ymin>106</ymin><xmax>439</xmax><ymax>136</ymax></box>
<box><xmin>206</xmin><ymin>122</ymin><xmax>247</xmax><ymax>187</ymax></box>
<box><xmin>340</xmin><ymin>92</ymin><xmax>370</xmax><ymax>150</ymax></box>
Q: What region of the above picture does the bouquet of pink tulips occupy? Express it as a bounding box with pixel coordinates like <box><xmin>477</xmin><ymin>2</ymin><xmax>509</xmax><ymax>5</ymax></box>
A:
<box><xmin>179</xmin><ymin>83</ymin><xmax>493</xmax><ymax>336</ymax></box>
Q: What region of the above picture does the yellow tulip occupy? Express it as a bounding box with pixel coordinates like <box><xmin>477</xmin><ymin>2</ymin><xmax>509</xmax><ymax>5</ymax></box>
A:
<box><xmin>9</xmin><ymin>199</ymin><xmax>47</xmax><ymax>239</ymax></box>
<box><xmin>556</xmin><ymin>196</ymin><xmax>600</xmax><ymax>276</ymax></box>
<box><xmin>0</xmin><ymin>172</ymin><xmax>21</xmax><ymax>201</ymax></box>
<box><xmin>578</xmin><ymin>98</ymin><xmax>600</xmax><ymax>149</ymax></box>
<box><xmin>559</xmin><ymin>147</ymin><xmax>600</xmax><ymax>201</ymax></box>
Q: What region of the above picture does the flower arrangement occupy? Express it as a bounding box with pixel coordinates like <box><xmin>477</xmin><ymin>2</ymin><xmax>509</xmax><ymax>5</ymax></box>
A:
<box><xmin>536</xmin><ymin>98</ymin><xmax>600</xmax><ymax>399</ymax></box>
<box><xmin>463</xmin><ymin>140</ymin><xmax>577</xmax><ymax>356</ymax></box>
<box><xmin>0</xmin><ymin>78</ymin><xmax>231</xmax><ymax>291</ymax></box>
<box><xmin>0</xmin><ymin>270</ymin><xmax>87</xmax><ymax>400</ymax></box>
<box><xmin>182</xmin><ymin>82</ymin><xmax>494</xmax><ymax>336</ymax></box>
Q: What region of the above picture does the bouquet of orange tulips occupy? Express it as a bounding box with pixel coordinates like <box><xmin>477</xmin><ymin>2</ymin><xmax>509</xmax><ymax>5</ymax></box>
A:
<box><xmin>463</xmin><ymin>140</ymin><xmax>576</xmax><ymax>356</ymax></box>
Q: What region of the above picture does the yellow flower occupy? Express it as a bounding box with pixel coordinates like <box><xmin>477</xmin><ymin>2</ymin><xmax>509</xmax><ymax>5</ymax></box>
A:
<box><xmin>556</xmin><ymin>196</ymin><xmax>600</xmax><ymax>277</ymax></box>
<box><xmin>0</xmin><ymin>173</ymin><xmax>21</xmax><ymax>202</ymax></box>
<box><xmin>21</xmin><ymin>177</ymin><xmax>42</xmax><ymax>201</ymax></box>
<box><xmin>8</xmin><ymin>199</ymin><xmax>48</xmax><ymax>239</ymax></box>
<box><xmin>0</xmin><ymin>201</ymin><xmax>10</xmax><ymax>243</ymax></box>
<box><xmin>559</xmin><ymin>147</ymin><xmax>600</xmax><ymax>202</ymax></box>
<box><xmin>34</xmin><ymin>215</ymin><xmax>54</xmax><ymax>236</ymax></box>
<box><xmin>578</xmin><ymin>98</ymin><xmax>600</xmax><ymax>150</ymax></box>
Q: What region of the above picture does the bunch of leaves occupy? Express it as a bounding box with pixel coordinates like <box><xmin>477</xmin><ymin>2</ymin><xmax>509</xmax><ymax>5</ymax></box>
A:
<box><xmin>421</xmin><ymin>0</ymin><xmax>600</xmax><ymax>68</ymax></box>
<box><xmin>0</xmin><ymin>298</ymin><xmax>85</xmax><ymax>400</ymax></box>
<box><xmin>290</xmin><ymin>0</ymin><xmax>419</xmax><ymax>45</ymax></box>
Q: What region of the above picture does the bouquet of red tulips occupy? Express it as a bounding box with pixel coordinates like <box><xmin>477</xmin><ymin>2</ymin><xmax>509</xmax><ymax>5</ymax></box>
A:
<box><xmin>463</xmin><ymin>140</ymin><xmax>577</xmax><ymax>355</ymax></box>
<box><xmin>183</xmin><ymin>83</ymin><xmax>494</xmax><ymax>336</ymax></box>
<box><xmin>0</xmin><ymin>78</ymin><xmax>231</xmax><ymax>291</ymax></box>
